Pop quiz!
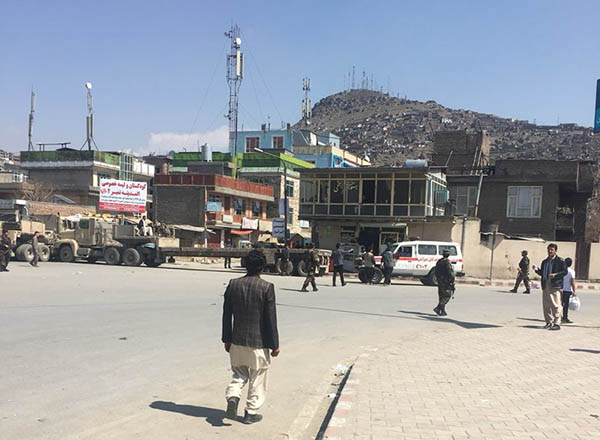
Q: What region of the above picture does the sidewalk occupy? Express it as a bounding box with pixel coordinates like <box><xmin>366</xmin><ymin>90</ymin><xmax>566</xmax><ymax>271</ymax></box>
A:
<box><xmin>456</xmin><ymin>277</ymin><xmax>600</xmax><ymax>292</ymax></box>
<box><xmin>323</xmin><ymin>321</ymin><xmax>600</xmax><ymax>440</ymax></box>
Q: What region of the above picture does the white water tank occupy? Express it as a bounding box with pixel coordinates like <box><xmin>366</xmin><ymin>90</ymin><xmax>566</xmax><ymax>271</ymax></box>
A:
<box><xmin>202</xmin><ymin>144</ymin><xmax>212</xmax><ymax>162</ymax></box>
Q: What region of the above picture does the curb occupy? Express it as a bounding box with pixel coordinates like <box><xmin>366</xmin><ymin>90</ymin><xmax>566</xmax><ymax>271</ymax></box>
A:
<box><xmin>456</xmin><ymin>279</ymin><xmax>600</xmax><ymax>292</ymax></box>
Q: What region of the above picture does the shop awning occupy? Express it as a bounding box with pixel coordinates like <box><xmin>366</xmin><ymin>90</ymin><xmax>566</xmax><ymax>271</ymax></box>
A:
<box><xmin>231</xmin><ymin>230</ymin><xmax>253</xmax><ymax>235</ymax></box>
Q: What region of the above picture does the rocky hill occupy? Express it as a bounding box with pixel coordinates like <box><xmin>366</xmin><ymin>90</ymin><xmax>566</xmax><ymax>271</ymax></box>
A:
<box><xmin>296</xmin><ymin>89</ymin><xmax>600</xmax><ymax>166</ymax></box>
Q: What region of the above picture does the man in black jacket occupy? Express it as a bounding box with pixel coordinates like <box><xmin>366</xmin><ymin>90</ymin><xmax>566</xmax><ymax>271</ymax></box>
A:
<box><xmin>222</xmin><ymin>250</ymin><xmax>280</xmax><ymax>424</ymax></box>
<box><xmin>534</xmin><ymin>243</ymin><xmax>567</xmax><ymax>330</ymax></box>
<box><xmin>0</xmin><ymin>231</ymin><xmax>11</xmax><ymax>272</ymax></box>
<box><xmin>510</xmin><ymin>250</ymin><xmax>530</xmax><ymax>294</ymax></box>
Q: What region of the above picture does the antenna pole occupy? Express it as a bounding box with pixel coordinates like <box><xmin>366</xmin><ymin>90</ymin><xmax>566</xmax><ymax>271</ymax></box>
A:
<box><xmin>28</xmin><ymin>90</ymin><xmax>36</xmax><ymax>151</ymax></box>
<box><xmin>302</xmin><ymin>77</ymin><xmax>311</xmax><ymax>125</ymax></box>
<box><xmin>225</xmin><ymin>25</ymin><xmax>243</xmax><ymax>156</ymax></box>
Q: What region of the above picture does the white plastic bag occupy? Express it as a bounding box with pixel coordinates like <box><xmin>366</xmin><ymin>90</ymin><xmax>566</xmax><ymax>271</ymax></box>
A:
<box><xmin>569</xmin><ymin>296</ymin><xmax>580</xmax><ymax>311</ymax></box>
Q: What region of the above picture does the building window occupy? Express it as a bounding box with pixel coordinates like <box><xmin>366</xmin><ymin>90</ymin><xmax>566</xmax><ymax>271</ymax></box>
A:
<box><xmin>252</xmin><ymin>201</ymin><xmax>261</xmax><ymax>217</ymax></box>
<box><xmin>234</xmin><ymin>199</ymin><xmax>245</xmax><ymax>215</ymax></box>
<box><xmin>285</xmin><ymin>180</ymin><xmax>294</xmax><ymax>197</ymax></box>
<box><xmin>287</xmin><ymin>207</ymin><xmax>294</xmax><ymax>224</ymax></box>
<box><xmin>507</xmin><ymin>186</ymin><xmax>542</xmax><ymax>218</ymax></box>
<box><xmin>208</xmin><ymin>193</ymin><xmax>221</xmax><ymax>203</ymax></box>
<box><xmin>376</xmin><ymin>179</ymin><xmax>392</xmax><ymax>204</ymax></box>
<box><xmin>272</xmin><ymin>136</ymin><xmax>284</xmax><ymax>149</ymax></box>
<box><xmin>394</xmin><ymin>180</ymin><xmax>409</xmax><ymax>203</ymax></box>
<box><xmin>410</xmin><ymin>180</ymin><xmax>426</xmax><ymax>204</ymax></box>
<box><xmin>346</xmin><ymin>180</ymin><xmax>359</xmax><ymax>203</ymax></box>
<box><xmin>319</xmin><ymin>180</ymin><xmax>329</xmax><ymax>203</ymax></box>
<box><xmin>450</xmin><ymin>186</ymin><xmax>478</xmax><ymax>216</ymax></box>
<box><xmin>245</xmin><ymin>136</ymin><xmax>260</xmax><ymax>152</ymax></box>
<box><xmin>300</xmin><ymin>180</ymin><xmax>316</xmax><ymax>203</ymax></box>
<box><xmin>361</xmin><ymin>180</ymin><xmax>375</xmax><ymax>204</ymax></box>
<box><xmin>330</xmin><ymin>179</ymin><xmax>344</xmax><ymax>203</ymax></box>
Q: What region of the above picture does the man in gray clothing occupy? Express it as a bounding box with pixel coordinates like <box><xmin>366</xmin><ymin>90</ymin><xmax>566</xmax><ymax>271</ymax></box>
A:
<box><xmin>222</xmin><ymin>250</ymin><xmax>280</xmax><ymax>424</ymax></box>
<box><xmin>30</xmin><ymin>231</ymin><xmax>40</xmax><ymax>267</ymax></box>
<box><xmin>332</xmin><ymin>243</ymin><xmax>346</xmax><ymax>286</ymax></box>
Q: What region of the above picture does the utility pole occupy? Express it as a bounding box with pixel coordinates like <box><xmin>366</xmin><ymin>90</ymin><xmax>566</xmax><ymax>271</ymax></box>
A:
<box><xmin>225</xmin><ymin>25</ymin><xmax>243</xmax><ymax>157</ymax></box>
<box><xmin>255</xmin><ymin>147</ymin><xmax>288</xmax><ymax>247</ymax></box>
<box><xmin>302</xmin><ymin>77</ymin><xmax>311</xmax><ymax>125</ymax></box>
<box><xmin>27</xmin><ymin>90</ymin><xmax>35</xmax><ymax>151</ymax></box>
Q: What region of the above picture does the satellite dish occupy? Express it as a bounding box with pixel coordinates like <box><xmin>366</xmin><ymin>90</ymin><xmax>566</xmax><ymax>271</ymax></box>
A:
<box><xmin>235</xmin><ymin>37</ymin><xmax>242</xmax><ymax>45</ymax></box>
<box><xmin>85</xmin><ymin>82</ymin><xmax>93</xmax><ymax>90</ymax></box>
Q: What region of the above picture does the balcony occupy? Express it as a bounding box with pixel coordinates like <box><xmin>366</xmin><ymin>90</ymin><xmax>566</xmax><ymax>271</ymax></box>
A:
<box><xmin>154</xmin><ymin>173</ymin><xmax>274</xmax><ymax>198</ymax></box>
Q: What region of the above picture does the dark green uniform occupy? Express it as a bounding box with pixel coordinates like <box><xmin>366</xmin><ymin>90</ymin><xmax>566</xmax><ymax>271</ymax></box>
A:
<box><xmin>0</xmin><ymin>234</ymin><xmax>11</xmax><ymax>271</ymax></box>
<box><xmin>301</xmin><ymin>249</ymin><xmax>319</xmax><ymax>292</ymax></box>
<box><xmin>434</xmin><ymin>255</ymin><xmax>455</xmax><ymax>315</ymax></box>
<box><xmin>511</xmin><ymin>256</ymin><xmax>530</xmax><ymax>293</ymax></box>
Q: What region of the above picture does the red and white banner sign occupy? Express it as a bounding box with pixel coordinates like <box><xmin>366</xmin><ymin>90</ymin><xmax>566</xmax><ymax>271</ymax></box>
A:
<box><xmin>99</xmin><ymin>178</ymin><xmax>147</xmax><ymax>213</ymax></box>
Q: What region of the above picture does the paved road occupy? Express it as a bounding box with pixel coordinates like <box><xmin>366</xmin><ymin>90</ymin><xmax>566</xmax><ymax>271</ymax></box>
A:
<box><xmin>1</xmin><ymin>261</ymin><xmax>599</xmax><ymax>440</ymax></box>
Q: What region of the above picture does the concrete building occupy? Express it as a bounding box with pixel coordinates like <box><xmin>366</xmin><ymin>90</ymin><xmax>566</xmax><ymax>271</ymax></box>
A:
<box><xmin>19</xmin><ymin>149</ymin><xmax>154</xmax><ymax>206</ymax></box>
<box><xmin>299</xmin><ymin>166</ymin><xmax>448</xmax><ymax>251</ymax></box>
<box><xmin>293</xmin><ymin>144</ymin><xmax>370</xmax><ymax>168</ymax></box>
<box><xmin>153</xmin><ymin>173</ymin><xmax>274</xmax><ymax>247</ymax></box>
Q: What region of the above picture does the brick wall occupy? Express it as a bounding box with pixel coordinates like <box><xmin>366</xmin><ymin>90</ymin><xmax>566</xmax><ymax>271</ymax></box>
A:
<box><xmin>28</xmin><ymin>201</ymin><xmax>96</xmax><ymax>216</ymax></box>
<box><xmin>154</xmin><ymin>186</ymin><xmax>205</xmax><ymax>227</ymax></box>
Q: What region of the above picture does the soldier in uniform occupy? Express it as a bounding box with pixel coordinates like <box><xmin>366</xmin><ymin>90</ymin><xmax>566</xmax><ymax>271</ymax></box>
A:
<box><xmin>0</xmin><ymin>231</ymin><xmax>11</xmax><ymax>272</ymax></box>
<box><xmin>510</xmin><ymin>250</ymin><xmax>531</xmax><ymax>294</ymax></box>
<box><xmin>30</xmin><ymin>231</ymin><xmax>40</xmax><ymax>267</ymax></box>
<box><xmin>300</xmin><ymin>244</ymin><xmax>319</xmax><ymax>292</ymax></box>
<box><xmin>433</xmin><ymin>249</ymin><xmax>455</xmax><ymax>316</ymax></box>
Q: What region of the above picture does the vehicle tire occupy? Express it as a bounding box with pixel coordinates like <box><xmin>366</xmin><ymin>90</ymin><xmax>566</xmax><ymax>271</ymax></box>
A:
<box><xmin>135</xmin><ymin>248</ymin><xmax>145</xmax><ymax>266</ymax></box>
<box><xmin>296</xmin><ymin>260</ymin><xmax>308</xmax><ymax>277</ymax></box>
<box><xmin>104</xmin><ymin>247</ymin><xmax>121</xmax><ymax>265</ymax></box>
<box><xmin>59</xmin><ymin>245</ymin><xmax>75</xmax><ymax>263</ymax></box>
<box><xmin>275</xmin><ymin>258</ymin><xmax>293</xmax><ymax>275</ymax></box>
<box><xmin>122</xmin><ymin>248</ymin><xmax>141</xmax><ymax>266</ymax></box>
<box><xmin>372</xmin><ymin>267</ymin><xmax>383</xmax><ymax>284</ymax></box>
<box><xmin>423</xmin><ymin>269</ymin><xmax>437</xmax><ymax>286</ymax></box>
<box><xmin>39</xmin><ymin>244</ymin><xmax>51</xmax><ymax>262</ymax></box>
<box><xmin>16</xmin><ymin>244</ymin><xmax>32</xmax><ymax>262</ymax></box>
<box><xmin>358</xmin><ymin>267</ymin><xmax>368</xmax><ymax>283</ymax></box>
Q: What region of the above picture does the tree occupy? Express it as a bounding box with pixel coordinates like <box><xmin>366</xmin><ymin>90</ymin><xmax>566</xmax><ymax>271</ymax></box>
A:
<box><xmin>21</xmin><ymin>180</ymin><xmax>57</xmax><ymax>202</ymax></box>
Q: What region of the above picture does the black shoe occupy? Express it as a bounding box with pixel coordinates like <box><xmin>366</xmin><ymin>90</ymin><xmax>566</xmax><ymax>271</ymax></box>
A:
<box><xmin>523</xmin><ymin>290</ymin><xmax>531</xmax><ymax>294</ymax></box>
<box><xmin>543</xmin><ymin>323</ymin><xmax>552</xmax><ymax>329</ymax></box>
<box><xmin>433</xmin><ymin>306</ymin><xmax>442</xmax><ymax>316</ymax></box>
<box><xmin>242</xmin><ymin>410</ymin><xmax>263</xmax><ymax>425</ymax></box>
<box><xmin>549</xmin><ymin>324</ymin><xmax>561</xmax><ymax>331</ymax></box>
<box><xmin>342</xmin><ymin>282</ymin><xmax>347</xmax><ymax>286</ymax></box>
<box><xmin>226</xmin><ymin>397</ymin><xmax>239</xmax><ymax>420</ymax></box>
<box><xmin>509</xmin><ymin>289</ymin><xmax>517</xmax><ymax>293</ymax></box>
<box><xmin>300</xmin><ymin>288</ymin><xmax>308</xmax><ymax>292</ymax></box>
<box><xmin>440</xmin><ymin>308</ymin><xmax>448</xmax><ymax>316</ymax></box>
<box><xmin>561</xmin><ymin>318</ymin><xmax>573</xmax><ymax>324</ymax></box>
<box><xmin>313</xmin><ymin>288</ymin><xmax>318</xmax><ymax>292</ymax></box>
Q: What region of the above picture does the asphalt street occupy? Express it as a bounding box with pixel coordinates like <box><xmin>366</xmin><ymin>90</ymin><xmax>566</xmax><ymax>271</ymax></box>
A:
<box><xmin>1</xmin><ymin>261</ymin><xmax>599</xmax><ymax>440</ymax></box>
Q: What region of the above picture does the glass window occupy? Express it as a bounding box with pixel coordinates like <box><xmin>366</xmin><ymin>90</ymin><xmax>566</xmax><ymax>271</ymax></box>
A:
<box><xmin>285</xmin><ymin>180</ymin><xmax>294</xmax><ymax>197</ymax></box>
<box><xmin>300</xmin><ymin>180</ymin><xmax>316</xmax><ymax>203</ymax></box>
<box><xmin>410</xmin><ymin>180</ymin><xmax>426</xmax><ymax>204</ymax></box>
<box><xmin>451</xmin><ymin>186</ymin><xmax>478</xmax><ymax>216</ymax></box>
<box><xmin>245</xmin><ymin>136</ymin><xmax>260</xmax><ymax>152</ymax></box>
<box><xmin>376</xmin><ymin>205</ymin><xmax>390</xmax><ymax>216</ymax></box>
<box><xmin>330</xmin><ymin>205</ymin><xmax>343</xmax><ymax>215</ymax></box>
<box><xmin>272</xmin><ymin>136</ymin><xmax>284</xmax><ymax>149</ymax></box>
<box><xmin>300</xmin><ymin>204</ymin><xmax>313</xmax><ymax>215</ymax></box>
<box><xmin>315</xmin><ymin>204</ymin><xmax>328</xmax><ymax>214</ymax></box>
<box><xmin>234</xmin><ymin>199</ymin><xmax>245</xmax><ymax>215</ymax></box>
<box><xmin>252</xmin><ymin>201</ymin><xmax>261</xmax><ymax>216</ymax></box>
<box><xmin>319</xmin><ymin>180</ymin><xmax>329</xmax><ymax>203</ymax></box>
<box><xmin>360</xmin><ymin>205</ymin><xmax>374</xmax><ymax>216</ymax></box>
<box><xmin>397</xmin><ymin>246</ymin><xmax>412</xmax><ymax>257</ymax></box>
<box><xmin>439</xmin><ymin>245</ymin><xmax>458</xmax><ymax>256</ymax></box>
<box><xmin>79</xmin><ymin>219</ymin><xmax>90</xmax><ymax>229</ymax></box>
<box><xmin>418</xmin><ymin>244</ymin><xmax>437</xmax><ymax>255</ymax></box>
<box><xmin>362</xmin><ymin>180</ymin><xmax>375</xmax><ymax>204</ymax></box>
<box><xmin>376</xmin><ymin>180</ymin><xmax>392</xmax><ymax>204</ymax></box>
<box><xmin>345</xmin><ymin>205</ymin><xmax>359</xmax><ymax>215</ymax></box>
<box><xmin>394</xmin><ymin>180</ymin><xmax>409</xmax><ymax>203</ymax></box>
<box><xmin>507</xmin><ymin>186</ymin><xmax>542</xmax><ymax>218</ymax></box>
<box><xmin>330</xmin><ymin>179</ymin><xmax>344</xmax><ymax>203</ymax></box>
<box><xmin>394</xmin><ymin>206</ymin><xmax>408</xmax><ymax>216</ymax></box>
<box><xmin>346</xmin><ymin>180</ymin><xmax>359</xmax><ymax>203</ymax></box>
<box><xmin>287</xmin><ymin>207</ymin><xmax>294</xmax><ymax>224</ymax></box>
<box><xmin>410</xmin><ymin>206</ymin><xmax>425</xmax><ymax>216</ymax></box>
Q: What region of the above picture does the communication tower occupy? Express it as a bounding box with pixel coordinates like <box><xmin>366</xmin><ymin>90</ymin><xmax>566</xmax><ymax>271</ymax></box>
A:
<box><xmin>81</xmin><ymin>82</ymin><xmax>98</xmax><ymax>150</ymax></box>
<box><xmin>27</xmin><ymin>90</ymin><xmax>35</xmax><ymax>151</ymax></box>
<box><xmin>225</xmin><ymin>25</ymin><xmax>243</xmax><ymax>156</ymax></box>
<box><xmin>302</xmin><ymin>77</ymin><xmax>311</xmax><ymax>125</ymax></box>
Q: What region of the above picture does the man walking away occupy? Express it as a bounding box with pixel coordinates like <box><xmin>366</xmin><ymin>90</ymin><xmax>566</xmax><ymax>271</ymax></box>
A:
<box><xmin>433</xmin><ymin>249</ymin><xmax>455</xmax><ymax>316</ymax></box>
<box><xmin>300</xmin><ymin>244</ymin><xmax>319</xmax><ymax>292</ymax></box>
<box><xmin>561</xmin><ymin>257</ymin><xmax>576</xmax><ymax>324</ymax></box>
<box><xmin>533</xmin><ymin>243</ymin><xmax>567</xmax><ymax>330</ymax></box>
<box><xmin>279</xmin><ymin>245</ymin><xmax>290</xmax><ymax>276</ymax></box>
<box><xmin>0</xmin><ymin>231</ymin><xmax>11</xmax><ymax>272</ymax></box>
<box><xmin>30</xmin><ymin>231</ymin><xmax>40</xmax><ymax>267</ymax></box>
<box><xmin>510</xmin><ymin>250</ymin><xmax>531</xmax><ymax>294</ymax></box>
<box><xmin>224</xmin><ymin>239</ymin><xmax>232</xmax><ymax>269</ymax></box>
<box><xmin>363</xmin><ymin>247</ymin><xmax>376</xmax><ymax>284</ymax></box>
<box><xmin>222</xmin><ymin>250</ymin><xmax>280</xmax><ymax>424</ymax></box>
<box><xmin>381</xmin><ymin>244</ymin><xmax>395</xmax><ymax>286</ymax></box>
<box><xmin>332</xmin><ymin>243</ymin><xmax>346</xmax><ymax>286</ymax></box>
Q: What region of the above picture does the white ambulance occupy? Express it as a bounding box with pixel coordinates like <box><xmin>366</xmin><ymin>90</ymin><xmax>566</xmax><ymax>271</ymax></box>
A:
<box><xmin>375</xmin><ymin>241</ymin><xmax>464</xmax><ymax>285</ymax></box>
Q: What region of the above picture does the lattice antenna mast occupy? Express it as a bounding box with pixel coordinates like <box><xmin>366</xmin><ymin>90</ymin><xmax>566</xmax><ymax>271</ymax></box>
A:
<box><xmin>81</xmin><ymin>82</ymin><xmax>98</xmax><ymax>151</ymax></box>
<box><xmin>302</xmin><ymin>77</ymin><xmax>311</xmax><ymax>125</ymax></box>
<box><xmin>225</xmin><ymin>25</ymin><xmax>243</xmax><ymax>156</ymax></box>
<box><xmin>28</xmin><ymin>90</ymin><xmax>36</xmax><ymax>151</ymax></box>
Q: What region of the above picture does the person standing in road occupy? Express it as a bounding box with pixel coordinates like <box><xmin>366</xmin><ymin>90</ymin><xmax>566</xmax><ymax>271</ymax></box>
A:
<box><xmin>300</xmin><ymin>243</ymin><xmax>319</xmax><ymax>292</ymax></box>
<box><xmin>533</xmin><ymin>243</ymin><xmax>567</xmax><ymax>331</ymax></box>
<box><xmin>30</xmin><ymin>231</ymin><xmax>40</xmax><ymax>267</ymax></box>
<box><xmin>510</xmin><ymin>250</ymin><xmax>531</xmax><ymax>294</ymax></box>
<box><xmin>279</xmin><ymin>244</ymin><xmax>290</xmax><ymax>276</ymax></box>
<box><xmin>433</xmin><ymin>249</ymin><xmax>455</xmax><ymax>316</ymax></box>
<box><xmin>0</xmin><ymin>231</ymin><xmax>11</xmax><ymax>272</ymax></box>
<box><xmin>363</xmin><ymin>247</ymin><xmax>376</xmax><ymax>285</ymax></box>
<box><xmin>224</xmin><ymin>239</ymin><xmax>232</xmax><ymax>269</ymax></box>
<box><xmin>222</xmin><ymin>250</ymin><xmax>280</xmax><ymax>425</ymax></box>
<box><xmin>381</xmin><ymin>244</ymin><xmax>395</xmax><ymax>286</ymax></box>
<box><xmin>561</xmin><ymin>257</ymin><xmax>576</xmax><ymax>324</ymax></box>
<box><xmin>332</xmin><ymin>243</ymin><xmax>346</xmax><ymax>287</ymax></box>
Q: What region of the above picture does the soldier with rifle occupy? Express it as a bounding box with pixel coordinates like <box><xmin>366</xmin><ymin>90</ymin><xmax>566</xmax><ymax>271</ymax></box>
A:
<box><xmin>433</xmin><ymin>249</ymin><xmax>455</xmax><ymax>316</ymax></box>
<box><xmin>300</xmin><ymin>243</ymin><xmax>319</xmax><ymax>292</ymax></box>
